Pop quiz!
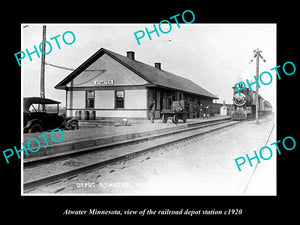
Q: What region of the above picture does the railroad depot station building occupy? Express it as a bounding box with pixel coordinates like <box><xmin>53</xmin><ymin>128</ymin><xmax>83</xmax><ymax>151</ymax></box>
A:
<box><xmin>55</xmin><ymin>48</ymin><xmax>218</xmax><ymax>119</ymax></box>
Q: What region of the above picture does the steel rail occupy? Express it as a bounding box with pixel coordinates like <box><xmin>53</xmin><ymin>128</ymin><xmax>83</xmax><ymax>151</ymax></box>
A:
<box><xmin>24</xmin><ymin>120</ymin><xmax>240</xmax><ymax>192</ymax></box>
<box><xmin>24</xmin><ymin>118</ymin><xmax>231</xmax><ymax>168</ymax></box>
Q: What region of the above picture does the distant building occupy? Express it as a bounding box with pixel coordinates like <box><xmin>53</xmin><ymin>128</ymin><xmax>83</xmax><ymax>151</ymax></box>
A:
<box><xmin>55</xmin><ymin>48</ymin><xmax>218</xmax><ymax>119</ymax></box>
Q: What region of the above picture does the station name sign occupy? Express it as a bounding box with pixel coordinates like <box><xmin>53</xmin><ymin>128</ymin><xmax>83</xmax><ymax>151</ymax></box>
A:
<box><xmin>94</xmin><ymin>80</ymin><xmax>114</xmax><ymax>86</ymax></box>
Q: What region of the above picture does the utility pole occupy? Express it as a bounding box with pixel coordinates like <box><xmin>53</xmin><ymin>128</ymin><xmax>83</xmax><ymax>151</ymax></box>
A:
<box><xmin>251</xmin><ymin>48</ymin><xmax>266</xmax><ymax>124</ymax></box>
<box><xmin>40</xmin><ymin>25</ymin><xmax>46</xmax><ymax>98</ymax></box>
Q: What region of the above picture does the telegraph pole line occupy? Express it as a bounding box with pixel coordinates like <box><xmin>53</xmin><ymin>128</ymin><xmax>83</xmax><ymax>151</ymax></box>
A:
<box><xmin>251</xmin><ymin>48</ymin><xmax>266</xmax><ymax>124</ymax></box>
<box><xmin>40</xmin><ymin>25</ymin><xmax>46</xmax><ymax>99</ymax></box>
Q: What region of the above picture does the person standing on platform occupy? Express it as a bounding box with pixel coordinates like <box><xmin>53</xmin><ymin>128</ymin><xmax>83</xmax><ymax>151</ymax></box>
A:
<box><xmin>148</xmin><ymin>101</ymin><xmax>156</xmax><ymax>123</ymax></box>
<box><xmin>196</xmin><ymin>103</ymin><xmax>200</xmax><ymax>118</ymax></box>
<box><xmin>200</xmin><ymin>104</ymin><xmax>204</xmax><ymax>119</ymax></box>
<box><xmin>203</xmin><ymin>105</ymin><xmax>207</xmax><ymax>119</ymax></box>
<box><xmin>206</xmin><ymin>105</ymin><xmax>210</xmax><ymax>118</ymax></box>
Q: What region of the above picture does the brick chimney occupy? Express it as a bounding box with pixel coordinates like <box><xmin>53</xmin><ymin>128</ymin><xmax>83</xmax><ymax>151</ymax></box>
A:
<box><xmin>154</xmin><ymin>62</ymin><xmax>161</xmax><ymax>70</ymax></box>
<box><xmin>126</xmin><ymin>51</ymin><xmax>135</xmax><ymax>60</ymax></box>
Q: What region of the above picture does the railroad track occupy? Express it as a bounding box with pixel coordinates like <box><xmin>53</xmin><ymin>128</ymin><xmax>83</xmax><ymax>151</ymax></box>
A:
<box><xmin>23</xmin><ymin>119</ymin><xmax>241</xmax><ymax>192</ymax></box>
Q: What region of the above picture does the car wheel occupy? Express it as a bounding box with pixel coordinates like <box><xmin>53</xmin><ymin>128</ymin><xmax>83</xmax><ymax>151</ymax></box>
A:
<box><xmin>29</xmin><ymin>123</ymin><xmax>43</xmax><ymax>133</ymax></box>
<box><xmin>172</xmin><ymin>114</ymin><xmax>178</xmax><ymax>124</ymax></box>
<box><xmin>69</xmin><ymin>121</ymin><xmax>79</xmax><ymax>130</ymax></box>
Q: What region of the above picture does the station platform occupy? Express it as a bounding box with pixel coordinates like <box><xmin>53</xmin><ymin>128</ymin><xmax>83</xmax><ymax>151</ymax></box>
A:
<box><xmin>23</xmin><ymin>116</ymin><xmax>231</xmax><ymax>159</ymax></box>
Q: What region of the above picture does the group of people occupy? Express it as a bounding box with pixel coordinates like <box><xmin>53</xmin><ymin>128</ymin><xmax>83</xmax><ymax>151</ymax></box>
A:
<box><xmin>148</xmin><ymin>100</ymin><xmax>211</xmax><ymax>123</ymax></box>
<box><xmin>188</xmin><ymin>103</ymin><xmax>211</xmax><ymax>119</ymax></box>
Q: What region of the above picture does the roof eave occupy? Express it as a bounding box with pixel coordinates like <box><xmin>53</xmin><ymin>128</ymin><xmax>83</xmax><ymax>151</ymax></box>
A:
<box><xmin>55</xmin><ymin>48</ymin><xmax>156</xmax><ymax>89</ymax></box>
<box><xmin>154</xmin><ymin>85</ymin><xmax>218</xmax><ymax>99</ymax></box>
<box><xmin>54</xmin><ymin>84</ymin><xmax>67</xmax><ymax>90</ymax></box>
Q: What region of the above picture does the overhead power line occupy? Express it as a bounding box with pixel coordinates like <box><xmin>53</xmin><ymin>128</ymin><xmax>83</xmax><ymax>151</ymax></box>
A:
<box><xmin>71</xmin><ymin>70</ymin><xmax>107</xmax><ymax>86</ymax></box>
<box><xmin>44</xmin><ymin>61</ymin><xmax>106</xmax><ymax>72</ymax></box>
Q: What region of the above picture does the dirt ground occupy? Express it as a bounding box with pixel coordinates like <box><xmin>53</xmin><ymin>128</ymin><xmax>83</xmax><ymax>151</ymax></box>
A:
<box><xmin>25</xmin><ymin>114</ymin><xmax>275</xmax><ymax>195</ymax></box>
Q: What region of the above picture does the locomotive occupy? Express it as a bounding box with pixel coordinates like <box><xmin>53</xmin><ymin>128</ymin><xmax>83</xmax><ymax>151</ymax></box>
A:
<box><xmin>231</xmin><ymin>83</ymin><xmax>272</xmax><ymax>120</ymax></box>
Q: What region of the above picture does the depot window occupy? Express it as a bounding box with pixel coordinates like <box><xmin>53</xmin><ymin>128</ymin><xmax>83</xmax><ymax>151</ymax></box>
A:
<box><xmin>115</xmin><ymin>90</ymin><xmax>125</xmax><ymax>109</ymax></box>
<box><xmin>86</xmin><ymin>90</ymin><xmax>95</xmax><ymax>109</ymax></box>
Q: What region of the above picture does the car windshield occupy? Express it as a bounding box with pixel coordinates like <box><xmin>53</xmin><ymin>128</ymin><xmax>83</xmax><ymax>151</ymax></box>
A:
<box><xmin>29</xmin><ymin>104</ymin><xmax>38</xmax><ymax>112</ymax></box>
<box><xmin>29</xmin><ymin>103</ymin><xmax>58</xmax><ymax>113</ymax></box>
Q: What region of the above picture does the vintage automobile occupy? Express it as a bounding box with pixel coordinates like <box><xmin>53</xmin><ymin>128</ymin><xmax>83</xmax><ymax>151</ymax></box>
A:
<box><xmin>23</xmin><ymin>97</ymin><xmax>79</xmax><ymax>133</ymax></box>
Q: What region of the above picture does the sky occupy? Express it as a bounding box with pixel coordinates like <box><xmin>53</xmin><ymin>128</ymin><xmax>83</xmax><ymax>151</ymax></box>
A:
<box><xmin>21</xmin><ymin>23</ymin><xmax>276</xmax><ymax>108</ymax></box>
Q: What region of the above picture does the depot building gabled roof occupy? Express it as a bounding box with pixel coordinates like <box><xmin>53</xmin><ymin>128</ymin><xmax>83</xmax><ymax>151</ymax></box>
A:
<box><xmin>55</xmin><ymin>48</ymin><xmax>218</xmax><ymax>99</ymax></box>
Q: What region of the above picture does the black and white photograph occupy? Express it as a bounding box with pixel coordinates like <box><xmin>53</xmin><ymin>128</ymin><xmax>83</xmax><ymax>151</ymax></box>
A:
<box><xmin>1</xmin><ymin>3</ymin><xmax>299</xmax><ymax>221</ymax></box>
<box><xmin>21</xmin><ymin>23</ymin><xmax>277</xmax><ymax>196</ymax></box>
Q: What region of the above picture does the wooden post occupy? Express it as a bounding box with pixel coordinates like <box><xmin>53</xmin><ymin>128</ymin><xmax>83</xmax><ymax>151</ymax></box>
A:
<box><xmin>255</xmin><ymin>49</ymin><xmax>259</xmax><ymax>124</ymax></box>
<box><xmin>40</xmin><ymin>25</ymin><xmax>46</xmax><ymax>98</ymax></box>
<box><xmin>251</xmin><ymin>48</ymin><xmax>265</xmax><ymax>124</ymax></box>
